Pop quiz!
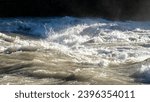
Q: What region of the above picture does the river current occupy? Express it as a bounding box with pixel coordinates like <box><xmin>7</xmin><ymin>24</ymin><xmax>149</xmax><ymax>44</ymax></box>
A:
<box><xmin>0</xmin><ymin>17</ymin><xmax>150</xmax><ymax>85</ymax></box>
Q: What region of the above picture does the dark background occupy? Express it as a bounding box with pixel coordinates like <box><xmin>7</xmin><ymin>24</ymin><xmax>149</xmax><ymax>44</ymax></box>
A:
<box><xmin>0</xmin><ymin>0</ymin><xmax>150</xmax><ymax>20</ymax></box>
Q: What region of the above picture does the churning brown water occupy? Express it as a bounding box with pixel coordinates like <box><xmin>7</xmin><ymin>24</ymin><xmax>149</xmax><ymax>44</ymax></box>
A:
<box><xmin>0</xmin><ymin>17</ymin><xmax>150</xmax><ymax>85</ymax></box>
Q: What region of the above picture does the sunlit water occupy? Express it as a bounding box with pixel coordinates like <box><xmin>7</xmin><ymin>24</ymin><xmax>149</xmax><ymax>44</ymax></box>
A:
<box><xmin>0</xmin><ymin>17</ymin><xmax>150</xmax><ymax>85</ymax></box>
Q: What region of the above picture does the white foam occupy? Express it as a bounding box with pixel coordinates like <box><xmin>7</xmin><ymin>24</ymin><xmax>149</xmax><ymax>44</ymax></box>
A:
<box><xmin>0</xmin><ymin>17</ymin><xmax>150</xmax><ymax>67</ymax></box>
<box><xmin>45</xmin><ymin>18</ymin><xmax>150</xmax><ymax>66</ymax></box>
<box><xmin>140</xmin><ymin>65</ymin><xmax>150</xmax><ymax>73</ymax></box>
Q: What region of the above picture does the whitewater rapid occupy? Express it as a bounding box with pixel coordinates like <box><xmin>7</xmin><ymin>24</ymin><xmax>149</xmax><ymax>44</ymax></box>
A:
<box><xmin>0</xmin><ymin>17</ymin><xmax>150</xmax><ymax>84</ymax></box>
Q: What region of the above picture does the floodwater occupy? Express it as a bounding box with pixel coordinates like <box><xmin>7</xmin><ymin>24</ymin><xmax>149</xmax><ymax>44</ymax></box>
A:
<box><xmin>0</xmin><ymin>17</ymin><xmax>150</xmax><ymax>85</ymax></box>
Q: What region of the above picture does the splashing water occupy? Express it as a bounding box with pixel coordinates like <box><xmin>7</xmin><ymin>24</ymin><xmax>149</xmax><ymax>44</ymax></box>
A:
<box><xmin>0</xmin><ymin>17</ymin><xmax>150</xmax><ymax>84</ymax></box>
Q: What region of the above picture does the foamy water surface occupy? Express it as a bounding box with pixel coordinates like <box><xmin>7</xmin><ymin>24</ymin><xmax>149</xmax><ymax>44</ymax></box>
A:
<box><xmin>0</xmin><ymin>17</ymin><xmax>150</xmax><ymax>84</ymax></box>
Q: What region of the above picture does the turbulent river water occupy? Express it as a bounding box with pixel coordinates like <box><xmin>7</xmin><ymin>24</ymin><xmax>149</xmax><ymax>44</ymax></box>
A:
<box><xmin>0</xmin><ymin>17</ymin><xmax>150</xmax><ymax>85</ymax></box>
